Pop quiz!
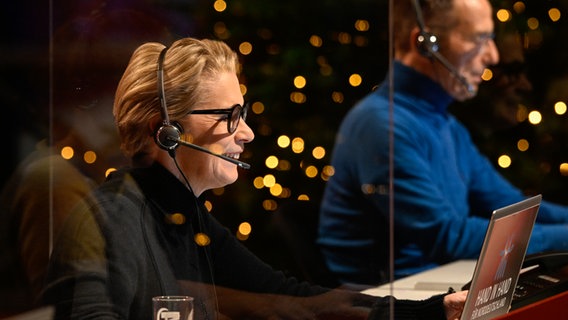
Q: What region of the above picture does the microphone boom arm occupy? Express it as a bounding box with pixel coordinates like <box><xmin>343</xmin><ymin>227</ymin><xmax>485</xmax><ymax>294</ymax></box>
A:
<box><xmin>428</xmin><ymin>50</ymin><xmax>475</xmax><ymax>95</ymax></box>
<box><xmin>169</xmin><ymin>136</ymin><xmax>251</xmax><ymax>169</ymax></box>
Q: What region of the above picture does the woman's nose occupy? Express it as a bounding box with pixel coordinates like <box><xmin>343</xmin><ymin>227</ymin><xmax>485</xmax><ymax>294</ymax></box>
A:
<box><xmin>236</xmin><ymin>120</ymin><xmax>255</xmax><ymax>144</ymax></box>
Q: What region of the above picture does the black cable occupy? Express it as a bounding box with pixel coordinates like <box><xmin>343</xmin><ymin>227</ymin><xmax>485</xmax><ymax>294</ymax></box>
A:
<box><xmin>172</xmin><ymin>155</ymin><xmax>219</xmax><ymax>320</ymax></box>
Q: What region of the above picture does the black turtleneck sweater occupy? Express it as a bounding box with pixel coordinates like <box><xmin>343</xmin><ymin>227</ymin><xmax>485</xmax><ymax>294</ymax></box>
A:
<box><xmin>42</xmin><ymin>163</ymin><xmax>446</xmax><ymax>320</ymax></box>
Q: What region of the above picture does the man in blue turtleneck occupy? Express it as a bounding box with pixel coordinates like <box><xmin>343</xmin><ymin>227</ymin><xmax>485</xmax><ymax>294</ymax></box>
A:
<box><xmin>318</xmin><ymin>0</ymin><xmax>568</xmax><ymax>286</ymax></box>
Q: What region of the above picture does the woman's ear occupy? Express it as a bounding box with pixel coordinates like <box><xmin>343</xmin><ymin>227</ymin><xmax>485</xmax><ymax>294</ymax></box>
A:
<box><xmin>149</xmin><ymin>117</ymin><xmax>162</xmax><ymax>136</ymax></box>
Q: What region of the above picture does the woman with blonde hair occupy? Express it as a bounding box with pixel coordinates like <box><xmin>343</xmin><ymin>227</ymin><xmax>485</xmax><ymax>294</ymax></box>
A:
<box><xmin>42</xmin><ymin>37</ymin><xmax>466</xmax><ymax>320</ymax></box>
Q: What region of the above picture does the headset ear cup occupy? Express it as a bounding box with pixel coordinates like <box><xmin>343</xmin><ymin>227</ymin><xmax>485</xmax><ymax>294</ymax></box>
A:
<box><xmin>416</xmin><ymin>31</ymin><xmax>439</xmax><ymax>57</ymax></box>
<box><xmin>154</xmin><ymin>123</ymin><xmax>181</xmax><ymax>151</ymax></box>
<box><xmin>416</xmin><ymin>32</ymin><xmax>428</xmax><ymax>56</ymax></box>
<box><xmin>172</xmin><ymin>121</ymin><xmax>184</xmax><ymax>134</ymax></box>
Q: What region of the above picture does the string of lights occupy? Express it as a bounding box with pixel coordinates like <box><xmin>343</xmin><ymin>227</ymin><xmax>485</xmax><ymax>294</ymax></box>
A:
<box><xmin>42</xmin><ymin>0</ymin><xmax>568</xmax><ymax>272</ymax></box>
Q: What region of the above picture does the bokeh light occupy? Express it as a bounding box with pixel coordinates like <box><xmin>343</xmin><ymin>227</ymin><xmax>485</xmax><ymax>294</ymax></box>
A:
<box><xmin>237</xmin><ymin>222</ymin><xmax>252</xmax><ymax>241</ymax></box>
<box><xmin>265</xmin><ymin>155</ymin><xmax>279</xmax><ymax>169</ymax></box>
<box><xmin>517</xmin><ymin>139</ymin><xmax>529</xmax><ymax>152</ymax></box>
<box><xmin>331</xmin><ymin>91</ymin><xmax>344</xmax><ymax>103</ymax></box>
<box><xmin>554</xmin><ymin>101</ymin><xmax>567</xmax><ymax>115</ymax></box>
<box><xmin>513</xmin><ymin>1</ymin><xmax>526</xmax><ymax>14</ymax></box>
<box><xmin>278</xmin><ymin>135</ymin><xmax>291</xmax><ymax>148</ymax></box>
<box><xmin>83</xmin><ymin>151</ymin><xmax>96</xmax><ymax>164</ymax></box>
<box><xmin>481</xmin><ymin>68</ymin><xmax>493</xmax><ymax>81</ymax></box>
<box><xmin>309</xmin><ymin>35</ymin><xmax>323</xmax><ymax>47</ymax></box>
<box><xmin>213</xmin><ymin>0</ymin><xmax>227</xmax><ymax>12</ymax></box>
<box><xmin>262</xmin><ymin>199</ymin><xmax>278</xmax><ymax>211</ymax></box>
<box><xmin>263</xmin><ymin>174</ymin><xmax>276</xmax><ymax>187</ymax></box>
<box><xmin>168</xmin><ymin>213</ymin><xmax>186</xmax><ymax>225</ymax></box>
<box><xmin>498</xmin><ymin>155</ymin><xmax>512</xmax><ymax>168</ymax></box>
<box><xmin>252</xmin><ymin>101</ymin><xmax>265</xmax><ymax>114</ymax></box>
<box><xmin>204</xmin><ymin>200</ymin><xmax>213</xmax><ymax>212</ymax></box>
<box><xmin>528</xmin><ymin>110</ymin><xmax>542</xmax><ymax>124</ymax></box>
<box><xmin>560</xmin><ymin>163</ymin><xmax>568</xmax><ymax>176</ymax></box>
<box><xmin>312</xmin><ymin>146</ymin><xmax>326</xmax><ymax>159</ymax></box>
<box><xmin>337</xmin><ymin>32</ymin><xmax>352</xmax><ymax>44</ymax></box>
<box><xmin>354</xmin><ymin>19</ymin><xmax>370</xmax><ymax>32</ymax></box>
<box><xmin>527</xmin><ymin>17</ymin><xmax>539</xmax><ymax>30</ymax></box>
<box><xmin>349</xmin><ymin>74</ymin><xmax>362</xmax><ymax>87</ymax></box>
<box><xmin>294</xmin><ymin>76</ymin><xmax>307</xmax><ymax>89</ymax></box>
<box><xmin>239</xmin><ymin>41</ymin><xmax>253</xmax><ymax>55</ymax></box>
<box><xmin>290</xmin><ymin>92</ymin><xmax>307</xmax><ymax>104</ymax></box>
<box><xmin>61</xmin><ymin>146</ymin><xmax>74</xmax><ymax>160</ymax></box>
<box><xmin>195</xmin><ymin>233</ymin><xmax>211</xmax><ymax>246</ymax></box>
<box><xmin>305</xmin><ymin>165</ymin><xmax>318</xmax><ymax>178</ymax></box>
<box><xmin>105</xmin><ymin>168</ymin><xmax>117</xmax><ymax>177</ymax></box>
<box><xmin>549</xmin><ymin>8</ymin><xmax>561</xmax><ymax>22</ymax></box>
<box><xmin>496</xmin><ymin>9</ymin><xmax>511</xmax><ymax>22</ymax></box>
<box><xmin>270</xmin><ymin>183</ymin><xmax>283</xmax><ymax>196</ymax></box>
<box><xmin>291</xmin><ymin>137</ymin><xmax>305</xmax><ymax>153</ymax></box>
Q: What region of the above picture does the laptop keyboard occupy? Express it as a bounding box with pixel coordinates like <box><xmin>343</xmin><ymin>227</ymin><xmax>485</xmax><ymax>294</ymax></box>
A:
<box><xmin>510</xmin><ymin>259</ymin><xmax>568</xmax><ymax>310</ymax></box>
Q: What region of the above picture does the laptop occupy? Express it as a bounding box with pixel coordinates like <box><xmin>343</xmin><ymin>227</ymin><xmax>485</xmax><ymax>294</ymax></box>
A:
<box><xmin>460</xmin><ymin>195</ymin><xmax>541</xmax><ymax>320</ymax></box>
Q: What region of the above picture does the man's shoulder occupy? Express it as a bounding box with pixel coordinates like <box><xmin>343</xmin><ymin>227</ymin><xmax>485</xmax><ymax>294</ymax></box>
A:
<box><xmin>342</xmin><ymin>91</ymin><xmax>391</xmax><ymax>124</ymax></box>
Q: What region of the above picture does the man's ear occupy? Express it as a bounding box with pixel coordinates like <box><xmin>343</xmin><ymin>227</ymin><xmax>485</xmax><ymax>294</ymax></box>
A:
<box><xmin>410</xmin><ymin>26</ymin><xmax>424</xmax><ymax>54</ymax></box>
<box><xmin>397</xmin><ymin>27</ymin><xmax>426</xmax><ymax>62</ymax></box>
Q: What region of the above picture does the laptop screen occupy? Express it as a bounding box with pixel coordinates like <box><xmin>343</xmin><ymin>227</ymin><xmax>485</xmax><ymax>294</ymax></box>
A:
<box><xmin>460</xmin><ymin>195</ymin><xmax>541</xmax><ymax>320</ymax></box>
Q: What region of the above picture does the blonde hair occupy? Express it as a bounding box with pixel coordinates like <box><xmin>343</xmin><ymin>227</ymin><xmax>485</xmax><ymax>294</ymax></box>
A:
<box><xmin>113</xmin><ymin>38</ymin><xmax>239</xmax><ymax>161</ymax></box>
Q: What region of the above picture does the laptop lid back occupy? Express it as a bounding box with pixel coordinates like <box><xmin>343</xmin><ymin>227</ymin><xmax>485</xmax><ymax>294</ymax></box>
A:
<box><xmin>460</xmin><ymin>195</ymin><xmax>541</xmax><ymax>320</ymax></box>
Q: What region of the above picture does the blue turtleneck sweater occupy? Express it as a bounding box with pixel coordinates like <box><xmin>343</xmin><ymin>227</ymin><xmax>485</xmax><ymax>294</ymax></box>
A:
<box><xmin>318</xmin><ymin>61</ymin><xmax>568</xmax><ymax>285</ymax></box>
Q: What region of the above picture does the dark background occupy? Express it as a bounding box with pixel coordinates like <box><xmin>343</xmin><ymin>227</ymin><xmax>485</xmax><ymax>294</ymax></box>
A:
<box><xmin>2</xmin><ymin>0</ymin><xmax>568</xmax><ymax>281</ymax></box>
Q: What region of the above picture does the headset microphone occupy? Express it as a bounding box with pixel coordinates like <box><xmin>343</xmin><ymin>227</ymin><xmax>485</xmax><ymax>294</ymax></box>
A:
<box><xmin>412</xmin><ymin>0</ymin><xmax>474</xmax><ymax>95</ymax></box>
<box><xmin>422</xmin><ymin>44</ymin><xmax>474</xmax><ymax>95</ymax></box>
<box><xmin>168</xmin><ymin>135</ymin><xmax>251</xmax><ymax>169</ymax></box>
<box><xmin>155</xmin><ymin>46</ymin><xmax>251</xmax><ymax>170</ymax></box>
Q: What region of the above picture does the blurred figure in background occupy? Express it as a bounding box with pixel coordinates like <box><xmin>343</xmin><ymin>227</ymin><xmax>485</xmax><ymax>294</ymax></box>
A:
<box><xmin>0</xmin><ymin>8</ymin><xmax>171</xmax><ymax>314</ymax></box>
<box><xmin>450</xmin><ymin>30</ymin><xmax>533</xmax><ymax>139</ymax></box>
<box><xmin>317</xmin><ymin>0</ymin><xmax>568</xmax><ymax>287</ymax></box>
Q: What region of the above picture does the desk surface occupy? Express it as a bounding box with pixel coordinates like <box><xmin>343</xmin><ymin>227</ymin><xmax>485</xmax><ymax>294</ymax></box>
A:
<box><xmin>362</xmin><ymin>260</ymin><xmax>476</xmax><ymax>300</ymax></box>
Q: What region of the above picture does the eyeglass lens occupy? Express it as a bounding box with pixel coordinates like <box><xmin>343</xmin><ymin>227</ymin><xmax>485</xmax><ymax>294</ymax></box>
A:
<box><xmin>229</xmin><ymin>103</ymin><xmax>248</xmax><ymax>133</ymax></box>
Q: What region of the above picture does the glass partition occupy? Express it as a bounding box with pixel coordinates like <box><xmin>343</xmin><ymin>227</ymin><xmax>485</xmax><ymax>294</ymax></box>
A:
<box><xmin>1</xmin><ymin>0</ymin><xmax>567</xmax><ymax>319</ymax></box>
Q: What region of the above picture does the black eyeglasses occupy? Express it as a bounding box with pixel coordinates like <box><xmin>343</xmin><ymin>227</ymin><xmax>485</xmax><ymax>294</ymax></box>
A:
<box><xmin>188</xmin><ymin>102</ymin><xmax>249</xmax><ymax>134</ymax></box>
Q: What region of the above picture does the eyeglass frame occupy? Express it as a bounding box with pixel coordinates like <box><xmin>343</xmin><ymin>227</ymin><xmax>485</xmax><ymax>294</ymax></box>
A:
<box><xmin>188</xmin><ymin>102</ymin><xmax>250</xmax><ymax>134</ymax></box>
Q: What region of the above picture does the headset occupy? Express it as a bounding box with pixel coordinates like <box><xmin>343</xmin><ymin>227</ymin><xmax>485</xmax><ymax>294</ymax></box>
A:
<box><xmin>153</xmin><ymin>46</ymin><xmax>223</xmax><ymax>319</ymax></box>
<box><xmin>412</xmin><ymin>0</ymin><xmax>439</xmax><ymax>57</ymax></box>
<box><xmin>153</xmin><ymin>47</ymin><xmax>250</xmax><ymax>169</ymax></box>
<box><xmin>154</xmin><ymin>47</ymin><xmax>183</xmax><ymax>155</ymax></box>
<box><xmin>411</xmin><ymin>0</ymin><xmax>474</xmax><ymax>95</ymax></box>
